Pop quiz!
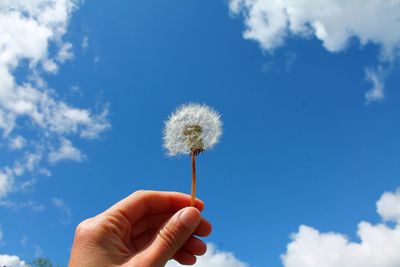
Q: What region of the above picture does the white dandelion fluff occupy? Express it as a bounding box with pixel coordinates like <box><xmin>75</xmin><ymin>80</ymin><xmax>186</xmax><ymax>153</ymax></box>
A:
<box><xmin>163</xmin><ymin>103</ymin><xmax>222</xmax><ymax>206</ymax></box>
<box><xmin>163</xmin><ymin>103</ymin><xmax>222</xmax><ymax>156</ymax></box>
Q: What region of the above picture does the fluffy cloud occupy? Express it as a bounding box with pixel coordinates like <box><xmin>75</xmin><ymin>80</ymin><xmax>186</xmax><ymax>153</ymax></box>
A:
<box><xmin>365</xmin><ymin>67</ymin><xmax>385</xmax><ymax>104</ymax></box>
<box><xmin>166</xmin><ymin>243</ymin><xmax>249</xmax><ymax>267</ymax></box>
<box><xmin>0</xmin><ymin>230</ymin><xmax>29</xmax><ymax>267</ymax></box>
<box><xmin>48</xmin><ymin>138</ymin><xmax>85</xmax><ymax>163</ymax></box>
<box><xmin>230</xmin><ymin>0</ymin><xmax>400</xmax><ymax>102</ymax></box>
<box><xmin>281</xmin><ymin>188</ymin><xmax>400</xmax><ymax>267</ymax></box>
<box><xmin>0</xmin><ymin>254</ymin><xmax>29</xmax><ymax>267</ymax></box>
<box><xmin>0</xmin><ymin>170</ymin><xmax>13</xmax><ymax>199</ymax></box>
<box><xmin>8</xmin><ymin>135</ymin><xmax>26</xmax><ymax>150</ymax></box>
<box><xmin>0</xmin><ymin>0</ymin><xmax>110</xmax><ymax>199</ymax></box>
<box><xmin>57</xmin><ymin>42</ymin><xmax>74</xmax><ymax>63</ymax></box>
<box><xmin>377</xmin><ymin>189</ymin><xmax>400</xmax><ymax>223</ymax></box>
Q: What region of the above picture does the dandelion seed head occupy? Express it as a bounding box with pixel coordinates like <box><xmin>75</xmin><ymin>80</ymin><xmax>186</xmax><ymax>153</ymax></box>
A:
<box><xmin>163</xmin><ymin>103</ymin><xmax>222</xmax><ymax>156</ymax></box>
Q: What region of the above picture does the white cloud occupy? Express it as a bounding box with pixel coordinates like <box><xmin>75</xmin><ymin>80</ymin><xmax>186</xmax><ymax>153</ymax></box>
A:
<box><xmin>230</xmin><ymin>0</ymin><xmax>400</xmax><ymax>102</ymax></box>
<box><xmin>9</xmin><ymin>135</ymin><xmax>26</xmax><ymax>150</ymax></box>
<box><xmin>0</xmin><ymin>150</ymin><xmax>46</xmax><ymax>198</ymax></box>
<box><xmin>166</xmin><ymin>243</ymin><xmax>249</xmax><ymax>267</ymax></box>
<box><xmin>24</xmin><ymin>152</ymin><xmax>42</xmax><ymax>172</ymax></box>
<box><xmin>42</xmin><ymin>59</ymin><xmax>59</xmax><ymax>74</ymax></box>
<box><xmin>51</xmin><ymin>197</ymin><xmax>72</xmax><ymax>224</ymax></box>
<box><xmin>0</xmin><ymin>245</ymin><xmax>41</xmax><ymax>264</ymax></box>
<box><xmin>81</xmin><ymin>35</ymin><xmax>89</xmax><ymax>50</ymax></box>
<box><xmin>51</xmin><ymin>197</ymin><xmax>64</xmax><ymax>207</ymax></box>
<box><xmin>0</xmin><ymin>254</ymin><xmax>29</xmax><ymax>267</ymax></box>
<box><xmin>365</xmin><ymin>67</ymin><xmax>385</xmax><ymax>104</ymax></box>
<box><xmin>48</xmin><ymin>138</ymin><xmax>85</xmax><ymax>163</ymax></box>
<box><xmin>377</xmin><ymin>189</ymin><xmax>400</xmax><ymax>223</ymax></box>
<box><xmin>57</xmin><ymin>42</ymin><xmax>73</xmax><ymax>63</ymax></box>
<box><xmin>14</xmin><ymin>178</ymin><xmax>36</xmax><ymax>193</ymax></box>
<box><xmin>281</xmin><ymin>188</ymin><xmax>400</xmax><ymax>267</ymax></box>
<box><xmin>0</xmin><ymin>170</ymin><xmax>14</xmax><ymax>199</ymax></box>
<box><xmin>230</xmin><ymin>0</ymin><xmax>400</xmax><ymax>55</ymax></box>
<box><xmin>262</xmin><ymin>52</ymin><xmax>298</xmax><ymax>73</ymax></box>
<box><xmin>0</xmin><ymin>199</ymin><xmax>45</xmax><ymax>212</ymax></box>
<box><xmin>0</xmin><ymin>0</ymin><xmax>110</xmax><ymax>198</ymax></box>
<box><xmin>3</xmin><ymin>84</ymin><xmax>110</xmax><ymax>138</ymax></box>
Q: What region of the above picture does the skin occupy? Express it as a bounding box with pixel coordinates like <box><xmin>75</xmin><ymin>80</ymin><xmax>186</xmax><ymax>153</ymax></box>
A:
<box><xmin>69</xmin><ymin>190</ymin><xmax>212</xmax><ymax>267</ymax></box>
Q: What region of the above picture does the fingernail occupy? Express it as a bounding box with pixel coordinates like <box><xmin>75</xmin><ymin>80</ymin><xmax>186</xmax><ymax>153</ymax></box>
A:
<box><xmin>180</xmin><ymin>208</ymin><xmax>200</xmax><ymax>229</ymax></box>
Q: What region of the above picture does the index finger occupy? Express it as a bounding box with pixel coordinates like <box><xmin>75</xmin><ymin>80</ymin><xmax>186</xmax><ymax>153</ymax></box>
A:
<box><xmin>106</xmin><ymin>190</ymin><xmax>205</xmax><ymax>224</ymax></box>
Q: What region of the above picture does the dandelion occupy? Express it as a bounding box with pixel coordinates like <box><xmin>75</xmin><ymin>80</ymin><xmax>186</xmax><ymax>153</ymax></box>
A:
<box><xmin>163</xmin><ymin>103</ymin><xmax>222</xmax><ymax>206</ymax></box>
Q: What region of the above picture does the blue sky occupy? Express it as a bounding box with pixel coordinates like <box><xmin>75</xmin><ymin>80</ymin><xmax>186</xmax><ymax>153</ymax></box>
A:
<box><xmin>1</xmin><ymin>1</ymin><xmax>400</xmax><ymax>267</ymax></box>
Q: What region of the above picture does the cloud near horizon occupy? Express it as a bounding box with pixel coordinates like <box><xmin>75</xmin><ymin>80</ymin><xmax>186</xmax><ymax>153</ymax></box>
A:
<box><xmin>0</xmin><ymin>243</ymin><xmax>248</xmax><ymax>267</ymax></box>
<box><xmin>0</xmin><ymin>0</ymin><xmax>110</xmax><ymax>199</ymax></box>
<box><xmin>281</xmin><ymin>188</ymin><xmax>400</xmax><ymax>267</ymax></box>
<box><xmin>3</xmin><ymin>189</ymin><xmax>400</xmax><ymax>266</ymax></box>
<box><xmin>229</xmin><ymin>0</ymin><xmax>400</xmax><ymax>103</ymax></box>
<box><xmin>167</xmin><ymin>243</ymin><xmax>249</xmax><ymax>267</ymax></box>
<box><xmin>0</xmin><ymin>255</ymin><xmax>29</xmax><ymax>267</ymax></box>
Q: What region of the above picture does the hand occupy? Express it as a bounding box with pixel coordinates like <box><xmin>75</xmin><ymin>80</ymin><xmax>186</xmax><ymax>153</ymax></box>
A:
<box><xmin>69</xmin><ymin>190</ymin><xmax>212</xmax><ymax>267</ymax></box>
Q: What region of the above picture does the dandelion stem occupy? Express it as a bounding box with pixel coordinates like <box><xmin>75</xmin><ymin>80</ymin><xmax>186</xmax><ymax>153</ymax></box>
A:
<box><xmin>191</xmin><ymin>152</ymin><xmax>196</xmax><ymax>207</ymax></box>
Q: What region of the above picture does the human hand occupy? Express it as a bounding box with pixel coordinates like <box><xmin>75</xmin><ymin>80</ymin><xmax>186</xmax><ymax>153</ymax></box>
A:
<box><xmin>69</xmin><ymin>190</ymin><xmax>212</xmax><ymax>267</ymax></box>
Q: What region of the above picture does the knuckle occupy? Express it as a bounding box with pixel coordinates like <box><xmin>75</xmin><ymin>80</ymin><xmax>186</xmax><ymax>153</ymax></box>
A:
<box><xmin>132</xmin><ymin>189</ymin><xmax>147</xmax><ymax>198</ymax></box>
<box><xmin>75</xmin><ymin>217</ymin><xmax>97</xmax><ymax>238</ymax></box>
<box><xmin>158</xmin><ymin>224</ymin><xmax>180</xmax><ymax>252</ymax></box>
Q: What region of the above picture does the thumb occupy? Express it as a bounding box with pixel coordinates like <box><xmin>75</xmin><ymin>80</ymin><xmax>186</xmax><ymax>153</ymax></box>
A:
<box><xmin>143</xmin><ymin>207</ymin><xmax>201</xmax><ymax>266</ymax></box>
